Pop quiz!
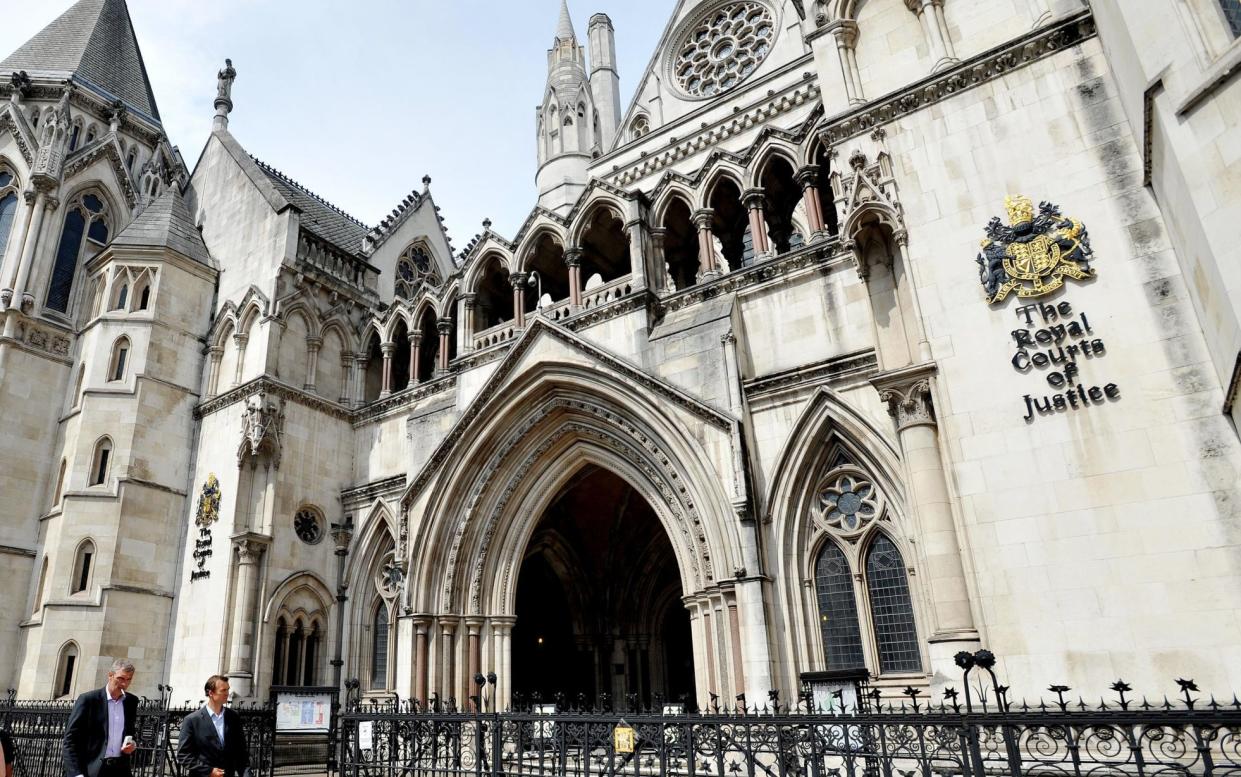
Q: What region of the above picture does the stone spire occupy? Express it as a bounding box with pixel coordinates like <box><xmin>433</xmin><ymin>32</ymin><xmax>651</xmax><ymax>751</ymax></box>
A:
<box><xmin>555</xmin><ymin>0</ymin><xmax>577</xmax><ymax>44</ymax></box>
<box><xmin>0</xmin><ymin>0</ymin><xmax>162</xmax><ymax>122</ymax></box>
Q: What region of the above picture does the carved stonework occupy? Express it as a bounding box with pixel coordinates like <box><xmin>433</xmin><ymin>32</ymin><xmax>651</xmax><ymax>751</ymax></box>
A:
<box><xmin>878</xmin><ymin>379</ymin><xmax>935</xmax><ymax>431</ymax></box>
<box><xmin>14</xmin><ymin>319</ymin><xmax>72</xmax><ymax>359</ymax></box>
<box><xmin>238</xmin><ymin>391</ymin><xmax>286</xmax><ymax>468</ymax></box>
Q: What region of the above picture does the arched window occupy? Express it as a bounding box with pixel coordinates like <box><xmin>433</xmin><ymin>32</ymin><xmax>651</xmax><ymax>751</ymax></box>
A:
<box><xmin>126</xmin><ymin>149</ymin><xmax>137</xmax><ymax>172</ymax></box>
<box><xmin>371</xmin><ymin>601</ymin><xmax>389</xmax><ymax>689</ymax></box>
<box><xmin>85</xmin><ymin>125</ymin><xmax>97</xmax><ymax>145</ymax></box>
<box><xmin>111</xmin><ymin>282</ymin><xmax>128</xmax><ymax>311</ymax></box>
<box><xmin>286</xmin><ymin>622</ymin><xmax>305</xmax><ymax>685</ymax></box>
<box><xmin>46</xmin><ymin>193</ymin><xmax>110</xmax><ymax>313</ymax></box>
<box><xmin>71</xmin><ymin>539</ymin><xmax>95</xmax><ymax>594</ymax></box>
<box><xmin>55</xmin><ymin>642</ymin><xmax>79</xmax><ymax>698</ymax></box>
<box><xmin>1222</xmin><ymin>0</ymin><xmax>1241</xmax><ymax>37</ymax></box>
<box><xmin>630</xmin><ymin>115</ymin><xmax>650</xmax><ymax>140</ymax></box>
<box><xmin>813</xmin><ymin>540</ymin><xmax>865</xmax><ymax>669</ymax></box>
<box><xmin>90</xmin><ymin>437</ymin><xmax>113</xmax><ymax>486</ymax></box>
<box><xmin>136</xmin><ymin>280</ymin><xmax>151</xmax><ymax>311</ymax></box>
<box><xmin>303</xmin><ymin>622</ymin><xmax>320</xmax><ymax>686</ymax></box>
<box><xmin>865</xmin><ymin>535</ymin><xmax>921</xmax><ymax>673</ymax></box>
<box><xmin>273</xmin><ymin>618</ymin><xmax>287</xmax><ymax>684</ymax></box>
<box><xmin>53</xmin><ymin>458</ymin><xmax>67</xmax><ymax>506</ymax></box>
<box><xmin>68</xmin><ymin>123</ymin><xmax>81</xmax><ymax>152</ymax></box>
<box><xmin>108</xmin><ymin>337</ymin><xmax>130</xmax><ymax>382</ymax></box>
<box><xmin>0</xmin><ymin>169</ymin><xmax>18</xmax><ymax>268</ymax></box>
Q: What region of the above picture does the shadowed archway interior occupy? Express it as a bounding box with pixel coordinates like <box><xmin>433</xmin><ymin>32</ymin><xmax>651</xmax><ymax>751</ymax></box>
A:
<box><xmin>512</xmin><ymin>465</ymin><xmax>695</xmax><ymax>711</ymax></box>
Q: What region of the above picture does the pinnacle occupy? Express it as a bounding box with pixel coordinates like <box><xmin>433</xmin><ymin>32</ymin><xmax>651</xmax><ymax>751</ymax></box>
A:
<box><xmin>555</xmin><ymin>0</ymin><xmax>576</xmax><ymax>44</ymax></box>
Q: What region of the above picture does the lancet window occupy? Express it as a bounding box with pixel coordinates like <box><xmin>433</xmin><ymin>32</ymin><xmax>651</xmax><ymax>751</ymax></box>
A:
<box><xmin>46</xmin><ymin>192</ymin><xmax>110</xmax><ymax>313</ymax></box>
<box><xmin>0</xmin><ymin>169</ymin><xmax>18</xmax><ymax>267</ymax></box>
<box><xmin>809</xmin><ymin>463</ymin><xmax>922</xmax><ymax>675</ymax></box>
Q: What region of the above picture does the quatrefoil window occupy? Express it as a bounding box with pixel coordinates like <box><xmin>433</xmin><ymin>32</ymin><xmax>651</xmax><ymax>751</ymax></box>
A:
<box><xmin>670</xmin><ymin>1</ymin><xmax>776</xmax><ymax>99</ymax></box>
<box><xmin>816</xmin><ymin>472</ymin><xmax>879</xmax><ymax>533</ymax></box>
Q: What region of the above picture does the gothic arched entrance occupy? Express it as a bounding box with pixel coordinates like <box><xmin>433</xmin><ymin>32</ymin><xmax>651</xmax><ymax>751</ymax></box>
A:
<box><xmin>511</xmin><ymin>465</ymin><xmax>695</xmax><ymax>711</ymax></box>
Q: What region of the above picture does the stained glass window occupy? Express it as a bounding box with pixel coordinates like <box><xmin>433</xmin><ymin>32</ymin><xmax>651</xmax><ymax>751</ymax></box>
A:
<box><xmin>814</xmin><ymin>540</ymin><xmax>865</xmax><ymax>669</ymax></box>
<box><xmin>865</xmin><ymin>535</ymin><xmax>922</xmax><ymax>673</ymax></box>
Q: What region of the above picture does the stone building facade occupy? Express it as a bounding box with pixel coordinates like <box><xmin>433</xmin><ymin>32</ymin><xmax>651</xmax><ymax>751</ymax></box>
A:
<box><xmin>2</xmin><ymin>0</ymin><xmax>1240</xmax><ymax>707</ymax></box>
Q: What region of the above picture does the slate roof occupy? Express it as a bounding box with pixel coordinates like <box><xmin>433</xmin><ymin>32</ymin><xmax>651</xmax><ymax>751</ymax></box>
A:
<box><xmin>110</xmin><ymin>187</ymin><xmax>212</xmax><ymax>266</ymax></box>
<box><xmin>249</xmin><ymin>156</ymin><xmax>369</xmax><ymax>255</ymax></box>
<box><xmin>0</xmin><ymin>0</ymin><xmax>161</xmax><ymax>122</ymax></box>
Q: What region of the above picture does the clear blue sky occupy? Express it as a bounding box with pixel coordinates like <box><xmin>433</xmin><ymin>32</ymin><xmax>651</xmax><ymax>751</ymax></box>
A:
<box><xmin>1</xmin><ymin>0</ymin><xmax>672</xmax><ymax>251</ymax></box>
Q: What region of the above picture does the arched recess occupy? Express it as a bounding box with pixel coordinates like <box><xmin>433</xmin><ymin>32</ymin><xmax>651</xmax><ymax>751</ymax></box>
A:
<box><xmin>390</xmin><ymin>316</ymin><xmax>411</xmax><ymax>391</ymax></box>
<box><xmin>765</xmin><ymin>387</ymin><xmax>930</xmax><ymax>685</ymax></box>
<box><xmin>575</xmin><ymin>203</ymin><xmax>631</xmax><ymax>288</ymax></box>
<box><xmin>706</xmin><ymin>173</ymin><xmax>749</xmax><ymax>271</ymax></box>
<box><xmin>263</xmin><ymin>572</ymin><xmax>333</xmax><ymax>689</ymax></box>
<box><xmin>277</xmin><ymin>310</ymin><xmax>311</xmax><ymax>388</ymax></box>
<box><xmin>758</xmin><ymin>154</ymin><xmax>804</xmax><ymax>254</ymax></box>
<box><xmin>414</xmin><ymin>304</ymin><xmax>439</xmax><ymax>383</ymax></box>
<box><xmin>316</xmin><ymin>323</ymin><xmax>349</xmax><ymax>403</ymax></box>
<box><xmin>657</xmin><ymin>193</ymin><xmax>698</xmax><ymax>291</ymax></box>
<box><xmin>0</xmin><ymin>165</ymin><xmax>20</xmax><ymax>272</ymax></box>
<box><xmin>471</xmin><ymin>253</ymin><xmax>514</xmax><ymax>332</ymax></box>
<box><xmin>809</xmin><ymin>141</ymin><xmax>840</xmax><ymax>236</ymax></box>
<box><xmin>345</xmin><ymin>502</ymin><xmax>399</xmax><ymax>693</ymax></box>
<box><xmin>521</xmin><ymin>230</ymin><xmax>568</xmax><ymax>311</ymax></box>
<box><xmin>360</xmin><ymin>327</ymin><xmax>384</xmax><ymax>402</ymax></box>
<box><xmin>237</xmin><ymin>303</ymin><xmax>265</xmax><ymax>383</ymax></box>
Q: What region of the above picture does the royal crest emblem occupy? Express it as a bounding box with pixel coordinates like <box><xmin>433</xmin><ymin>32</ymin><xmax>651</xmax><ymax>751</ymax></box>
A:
<box><xmin>976</xmin><ymin>195</ymin><xmax>1095</xmax><ymax>304</ymax></box>
<box><xmin>195</xmin><ymin>473</ymin><xmax>221</xmax><ymax>528</ymax></box>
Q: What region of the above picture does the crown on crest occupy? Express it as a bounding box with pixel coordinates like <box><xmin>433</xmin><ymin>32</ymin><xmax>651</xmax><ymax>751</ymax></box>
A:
<box><xmin>1004</xmin><ymin>194</ymin><xmax>1035</xmax><ymax>225</ymax></box>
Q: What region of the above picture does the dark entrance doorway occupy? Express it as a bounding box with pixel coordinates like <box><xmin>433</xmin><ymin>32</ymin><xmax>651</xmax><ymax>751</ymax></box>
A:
<box><xmin>513</xmin><ymin>466</ymin><xmax>695</xmax><ymax>710</ymax></box>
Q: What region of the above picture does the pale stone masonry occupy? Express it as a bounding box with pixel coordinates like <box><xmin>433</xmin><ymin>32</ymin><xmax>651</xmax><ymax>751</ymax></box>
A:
<box><xmin>1</xmin><ymin>0</ymin><xmax>1240</xmax><ymax>708</ymax></box>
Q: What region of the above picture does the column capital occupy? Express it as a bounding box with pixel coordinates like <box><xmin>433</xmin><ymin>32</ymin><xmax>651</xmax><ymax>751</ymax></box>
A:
<box><xmin>208</xmin><ymin>345</ymin><xmax>225</xmax><ymax>358</ymax></box>
<box><xmin>230</xmin><ymin>531</ymin><xmax>272</xmax><ymax>564</ymax></box>
<box><xmin>305</xmin><ymin>336</ymin><xmax>323</xmax><ymax>353</ymax></box>
<box><xmin>794</xmin><ymin>165</ymin><xmax>821</xmax><ymax>187</ymax></box>
<box><xmin>563</xmin><ymin>247</ymin><xmax>582</xmax><ymax>267</ymax></box>
<box><xmin>741</xmin><ymin>188</ymin><xmax>767</xmax><ymax>209</ymax></box>
<box><xmin>380</xmin><ymin>342</ymin><xmax>396</xmax><ymax>357</ymax></box>
<box><xmin>438</xmin><ymin>616</ymin><xmax>460</xmax><ymax>634</ymax></box>
<box><xmin>437</xmin><ymin>318</ymin><xmax>453</xmax><ymax>335</ymax></box>
<box><xmin>871</xmin><ymin>363</ymin><xmax>939</xmax><ymax>431</ymax></box>
<box><xmin>330</xmin><ymin>517</ymin><xmax>354</xmax><ymax>551</ymax></box>
<box><xmin>233</xmin><ymin>332</ymin><xmax>249</xmax><ymax>348</ymax></box>
<box><xmin>825</xmin><ymin>19</ymin><xmax>859</xmax><ymax>48</ymax></box>
<box><xmin>691</xmin><ymin>208</ymin><xmax>715</xmax><ymax>230</ymax></box>
<box><xmin>508</xmin><ymin>272</ymin><xmax>528</xmax><ymax>289</ymax></box>
<box><xmin>408</xmin><ymin>330</ymin><xmax>423</xmax><ymax>344</ymax></box>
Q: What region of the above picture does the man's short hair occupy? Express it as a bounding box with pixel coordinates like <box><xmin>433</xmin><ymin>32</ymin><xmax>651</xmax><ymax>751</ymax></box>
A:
<box><xmin>205</xmin><ymin>675</ymin><xmax>229</xmax><ymax>695</ymax></box>
<box><xmin>109</xmin><ymin>658</ymin><xmax>136</xmax><ymax>675</ymax></box>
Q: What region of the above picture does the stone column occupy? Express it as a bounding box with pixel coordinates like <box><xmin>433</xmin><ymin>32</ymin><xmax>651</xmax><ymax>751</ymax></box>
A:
<box><xmin>352</xmin><ymin>357</ymin><xmax>367</xmax><ymax>405</ymax></box>
<box><xmin>330</xmin><ymin>518</ymin><xmax>353</xmax><ymax>692</ymax></box>
<box><xmin>439</xmin><ymin>618</ymin><xmax>458</xmax><ymax>703</ymax></box>
<box><xmin>795</xmin><ymin>166</ymin><xmax>826</xmax><ymax>236</ymax></box>
<box><xmin>379</xmin><ymin>342</ymin><xmax>395</xmax><ymax>397</ymax></box>
<box><xmin>413</xmin><ymin>615</ymin><xmax>431</xmax><ymax>703</ymax></box>
<box><xmin>564</xmin><ymin>248</ymin><xmax>583</xmax><ymax>311</ymax></box>
<box><xmin>465</xmin><ymin>616</ymin><xmax>484</xmax><ymax>708</ymax></box>
<box><xmin>827</xmin><ymin>21</ymin><xmax>863</xmax><ymax>104</ymax></box>
<box><xmin>742</xmin><ymin>189</ymin><xmax>771</xmax><ymax>257</ymax></box>
<box><xmin>649</xmin><ymin>228</ymin><xmax>670</xmax><ymax>291</ymax></box>
<box><xmin>509</xmin><ymin>272</ymin><xmax>527</xmax><ymax>329</ymax></box>
<box><xmin>10</xmin><ymin>189</ymin><xmax>50</xmax><ymax>307</ymax></box>
<box><xmin>906</xmin><ymin>0</ymin><xmax>957</xmax><ymax>71</ymax></box>
<box><xmin>206</xmin><ymin>346</ymin><xmax>225</xmax><ymax>396</ymax></box>
<box><xmin>437</xmin><ymin>319</ymin><xmax>452</xmax><ymax>373</ymax></box>
<box><xmin>691</xmin><ymin>209</ymin><xmax>720</xmax><ymax>282</ymax></box>
<box><xmin>460</xmin><ymin>294</ymin><xmax>476</xmax><ymax>354</ymax></box>
<box><xmin>305</xmin><ymin>336</ymin><xmax>322</xmax><ymax>391</ymax></box>
<box><xmin>491</xmin><ymin>616</ymin><xmax>515</xmax><ymax>710</ymax></box>
<box><xmin>226</xmin><ymin>534</ymin><xmax>270</xmax><ymax>698</ymax></box>
<box><xmin>340</xmin><ymin>356</ymin><xmax>354</xmax><ymax>405</ymax></box>
<box><xmin>929</xmin><ymin>1</ymin><xmax>958</xmax><ymax>62</ymax></box>
<box><xmin>232</xmin><ymin>333</ymin><xmax>249</xmax><ymax>387</ymax></box>
<box><xmin>409</xmin><ymin>332</ymin><xmax>422</xmax><ymax>386</ymax></box>
<box><xmin>872</xmin><ymin>367</ymin><xmax>980</xmax><ymax>675</ymax></box>
<box><xmin>625</xmin><ymin>217</ymin><xmax>647</xmax><ymax>289</ymax></box>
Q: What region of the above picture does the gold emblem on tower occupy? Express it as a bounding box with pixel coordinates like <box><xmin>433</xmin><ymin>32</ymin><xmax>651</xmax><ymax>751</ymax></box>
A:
<box><xmin>976</xmin><ymin>195</ymin><xmax>1095</xmax><ymax>304</ymax></box>
<box><xmin>195</xmin><ymin>473</ymin><xmax>221</xmax><ymax>528</ymax></box>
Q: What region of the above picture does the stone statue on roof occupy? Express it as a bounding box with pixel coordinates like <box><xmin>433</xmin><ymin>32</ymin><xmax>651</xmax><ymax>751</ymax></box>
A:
<box><xmin>216</xmin><ymin>59</ymin><xmax>236</xmax><ymax>102</ymax></box>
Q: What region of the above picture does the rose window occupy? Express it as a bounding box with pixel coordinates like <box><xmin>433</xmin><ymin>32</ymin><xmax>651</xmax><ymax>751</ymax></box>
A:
<box><xmin>294</xmin><ymin>508</ymin><xmax>323</xmax><ymax>544</ymax></box>
<box><xmin>672</xmin><ymin>2</ymin><xmax>775</xmax><ymax>98</ymax></box>
<box><xmin>816</xmin><ymin>473</ymin><xmax>879</xmax><ymax>532</ymax></box>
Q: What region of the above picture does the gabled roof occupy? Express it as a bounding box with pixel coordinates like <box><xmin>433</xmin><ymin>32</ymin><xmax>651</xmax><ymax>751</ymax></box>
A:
<box><xmin>110</xmin><ymin>187</ymin><xmax>212</xmax><ymax>266</ymax></box>
<box><xmin>0</xmin><ymin>0</ymin><xmax>161</xmax><ymax>123</ymax></box>
<box><xmin>249</xmin><ymin>156</ymin><xmax>370</xmax><ymax>255</ymax></box>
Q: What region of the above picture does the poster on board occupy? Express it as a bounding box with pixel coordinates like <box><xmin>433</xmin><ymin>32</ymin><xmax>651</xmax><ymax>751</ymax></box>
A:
<box><xmin>275</xmin><ymin>691</ymin><xmax>333</xmax><ymax>732</ymax></box>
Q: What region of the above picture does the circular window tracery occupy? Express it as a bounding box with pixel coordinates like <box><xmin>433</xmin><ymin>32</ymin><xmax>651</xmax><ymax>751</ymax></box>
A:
<box><xmin>814</xmin><ymin>470</ymin><xmax>881</xmax><ymax>534</ymax></box>
<box><xmin>294</xmin><ymin>508</ymin><xmax>323</xmax><ymax>545</ymax></box>
<box><xmin>670</xmin><ymin>1</ymin><xmax>776</xmax><ymax>99</ymax></box>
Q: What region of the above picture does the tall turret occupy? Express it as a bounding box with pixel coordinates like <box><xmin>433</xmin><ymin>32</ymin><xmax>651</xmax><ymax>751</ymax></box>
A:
<box><xmin>536</xmin><ymin>0</ymin><xmax>607</xmax><ymax>214</ymax></box>
<box><xmin>588</xmin><ymin>14</ymin><xmax>621</xmax><ymax>150</ymax></box>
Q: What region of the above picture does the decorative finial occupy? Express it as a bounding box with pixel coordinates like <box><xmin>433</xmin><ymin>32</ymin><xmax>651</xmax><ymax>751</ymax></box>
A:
<box><xmin>213</xmin><ymin>58</ymin><xmax>236</xmax><ymax>131</ymax></box>
<box><xmin>482</xmin><ymin>218</ymin><xmax>492</xmax><ymax>229</ymax></box>
<box><xmin>422</xmin><ymin>174</ymin><xmax>432</xmax><ymax>189</ymax></box>
<box><xmin>8</xmin><ymin>71</ymin><xmax>31</xmax><ymax>103</ymax></box>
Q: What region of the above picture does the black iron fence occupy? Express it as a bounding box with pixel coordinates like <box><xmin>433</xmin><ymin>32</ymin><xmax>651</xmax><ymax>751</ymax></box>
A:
<box><xmin>0</xmin><ymin>686</ymin><xmax>275</xmax><ymax>777</ymax></box>
<box><xmin>337</xmin><ymin>658</ymin><xmax>1241</xmax><ymax>777</ymax></box>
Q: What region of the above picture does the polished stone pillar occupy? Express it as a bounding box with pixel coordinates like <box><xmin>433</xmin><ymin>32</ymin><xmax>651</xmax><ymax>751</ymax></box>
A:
<box><xmin>408</xmin><ymin>331</ymin><xmax>421</xmax><ymax>388</ymax></box>
<box><xmin>565</xmin><ymin>248</ymin><xmax>583</xmax><ymax>311</ymax></box>
<box><xmin>692</xmin><ymin>209</ymin><xmax>719</xmax><ymax>281</ymax></box>
<box><xmin>509</xmin><ymin>272</ymin><xmax>527</xmax><ymax>329</ymax></box>
<box><xmin>413</xmin><ymin>615</ymin><xmax>431</xmax><ymax>703</ymax></box>
<box><xmin>379</xmin><ymin>342</ymin><xmax>395</xmax><ymax>397</ymax></box>
<box><xmin>796</xmin><ymin>166</ymin><xmax>826</xmax><ymax>236</ymax></box>
<box><xmin>439</xmin><ymin>618</ymin><xmax>458</xmax><ymax>702</ymax></box>
<box><xmin>437</xmin><ymin>319</ymin><xmax>452</xmax><ymax>373</ymax></box>
<box><xmin>742</xmin><ymin>189</ymin><xmax>770</xmax><ymax>256</ymax></box>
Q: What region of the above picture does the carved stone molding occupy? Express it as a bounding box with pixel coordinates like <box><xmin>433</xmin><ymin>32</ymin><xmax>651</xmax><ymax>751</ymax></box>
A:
<box><xmin>743</xmin><ymin>348</ymin><xmax>878</xmax><ymax>399</ymax></box>
<box><xmin>871</xmin><ymin>363</ymin><xmax>939</xmax><ymax>431</ymax></box>
<box><xmin>231</xmin><ymin>532</ymin><xmax>271</xmax><ymax>565</ymax></box>
<box><xmin>238</xmin><ymin>391</ymin><xmax>285</xmax><ymax>468</ymax></box>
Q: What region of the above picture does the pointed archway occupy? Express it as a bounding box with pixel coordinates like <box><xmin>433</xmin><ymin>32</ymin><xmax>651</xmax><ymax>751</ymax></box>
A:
<box><xmin>511</xmin><ymin>465</ymin><xmax>694</xmax><ymax>711</ymax></box>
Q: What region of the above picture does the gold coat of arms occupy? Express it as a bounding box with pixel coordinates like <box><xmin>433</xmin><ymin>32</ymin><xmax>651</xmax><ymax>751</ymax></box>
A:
<box><xmin>195</xmin><ymin>473</ymin><xmax>221</xmax><ymax>528</ymax></box>
<box><xmin>976</xmin><ymin>195</ymin><xmax>1095</xmax><ymax>304</ymax></box>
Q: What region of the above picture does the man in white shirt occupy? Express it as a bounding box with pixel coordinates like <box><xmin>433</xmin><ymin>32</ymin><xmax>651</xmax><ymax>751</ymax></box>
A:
<box><xmin>176</xmin><ymin>675</ymin><xmax>251</xmax><ymax>777</ymax></box>
<box><xmin>62</xmin><ymin>659</ymin><xmax>139</xmax><ymax>777</ymax></box>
